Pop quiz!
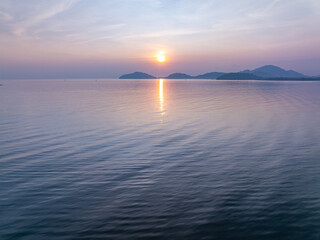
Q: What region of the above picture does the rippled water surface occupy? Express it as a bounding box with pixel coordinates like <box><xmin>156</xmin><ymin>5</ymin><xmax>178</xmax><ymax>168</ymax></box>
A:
<box><xmin>1</xmin><ymin>79</ymin><xmax>320</xmax><ymax>240</ymax></box>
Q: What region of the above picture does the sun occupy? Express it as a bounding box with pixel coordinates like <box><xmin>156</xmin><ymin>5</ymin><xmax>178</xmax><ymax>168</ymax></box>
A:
<box><xmin>157</xmin><ymin>53</ymin><xmax>166</xmax><ymax>63</ymax></box>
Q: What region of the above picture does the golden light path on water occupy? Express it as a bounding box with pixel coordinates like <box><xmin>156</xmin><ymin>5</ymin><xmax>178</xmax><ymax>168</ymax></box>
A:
<box><xmin>159</xmin><ymin>79</ymin><xmax>165</xmax><ymax>115</ymax></box>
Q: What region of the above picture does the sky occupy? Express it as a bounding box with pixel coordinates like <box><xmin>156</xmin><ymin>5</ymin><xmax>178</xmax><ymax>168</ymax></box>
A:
<box><xmin>0</xmin><ymin>0</ymin><xmax>320</xmax><ymax>79</ymax></box>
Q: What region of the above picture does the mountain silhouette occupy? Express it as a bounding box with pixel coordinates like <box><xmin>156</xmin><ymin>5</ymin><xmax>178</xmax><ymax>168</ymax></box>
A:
<box><xmin>119</xmin><ymin>72</ymin><xmax>156</xmax><ymax>79</ymax></box>
<box><xmin>217</xmin><ymin>73</ymin><xmax>260</xmax><ymax>80</ymax></box>
<box><xmin>166</xmin><ymin>73</ymin><xmax>193</xmax><ymax>79</ymax></box>
<box><xmin>194</xmin><ymin>72</ymin><xmax>225</xmax><ymax>79</ymax></box>
<box><xmin>119</xmin><ymin>65</ymin><xmax>315</xmax><ymax>80</ymax></box>
<box><xmin>242</xmin><ymin>65</ymin><xmax>306</xmax><ymax>78</ymax></box>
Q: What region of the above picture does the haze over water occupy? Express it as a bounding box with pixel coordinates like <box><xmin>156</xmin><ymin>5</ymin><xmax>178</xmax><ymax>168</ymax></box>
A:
<box><xmin>1</xmin><ymin>79</ymin><xmax>320</xmax><ymax>239</ymax></box>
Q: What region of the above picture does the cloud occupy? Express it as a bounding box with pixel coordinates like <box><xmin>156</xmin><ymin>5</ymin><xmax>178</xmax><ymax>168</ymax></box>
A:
<box><xmin>117</xmin><ymin>29</ymin><xmax>210</xmax><ymax>40</ymax></box>
<box><xmin>1</xmin><ymin>0</ymin><xmax>79</xmax><ymax>36</ymax></box>
<box><xmin>24</xmin><ymin>0</ymin><xmax>78</xmax><ymax>25</ymax></box>
<box><xmin>0</xmin><ymin>11</ymin><xmax>12</xmax><ymax>21</ymax></box>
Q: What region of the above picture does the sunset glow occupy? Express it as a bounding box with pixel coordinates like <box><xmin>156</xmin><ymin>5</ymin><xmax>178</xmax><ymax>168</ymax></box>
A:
<box><xmin>0</xmin><ymin>0</ymin><xmax>319</xmax><ymax>78</ymax></box>
<box><xmin>157</xmin><ymin>54</ymin><xmax>166</xmax><ymax>63</ymax></box>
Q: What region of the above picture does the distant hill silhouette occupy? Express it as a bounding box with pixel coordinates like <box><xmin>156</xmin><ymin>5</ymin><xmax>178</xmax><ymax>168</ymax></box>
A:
<box><xmin>166</xmin><ymin>73</ymin><xmax>193</xmax><ymax>79</ymax></box>
<box><xmin>119</xmin><ymin>65</ymin><xmax>317</xmax><ymax>80</ymax></box>
<box><xmin>242</xmin><ymin>65</ymin><xmax>306</xmax><ymax>78</ymax></box>
<box><xmin>119</xmin><ymin>72</ymin><xmax>156</xmax><ymax>79</ymax></box>
<box><xmin>217</xmin><ymin>73</ymin><xmax>260</xmax><ymax>80</ymax></box>
<box><xmin>194</xmin><ymin>72</ymin><xmax>225</xmax><ymax>79</ymax></box>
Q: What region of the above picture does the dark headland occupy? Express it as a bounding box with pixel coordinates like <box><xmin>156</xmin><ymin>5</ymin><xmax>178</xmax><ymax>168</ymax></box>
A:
<box><xmin>120</xmin><ymin>65</ymin><xmax>320</xmax><ymax>80</ymax></box>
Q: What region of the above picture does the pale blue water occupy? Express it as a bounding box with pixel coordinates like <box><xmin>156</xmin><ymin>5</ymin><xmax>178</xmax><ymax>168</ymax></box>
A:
<box><xmin>0</xmin><ymin>79</ymin><xmax>320</xmax><ymax>240</ymax></box>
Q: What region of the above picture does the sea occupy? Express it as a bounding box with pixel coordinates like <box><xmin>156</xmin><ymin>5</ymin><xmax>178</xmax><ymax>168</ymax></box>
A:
<box><xmin>1</xmin><ymin>79</ymin><xmax>320</xmax><ymax>240</ymax></box>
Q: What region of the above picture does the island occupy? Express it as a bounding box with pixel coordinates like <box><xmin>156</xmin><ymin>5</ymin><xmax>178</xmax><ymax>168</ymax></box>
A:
<box><xmin>241</xmin><ymin>65</ymin><xmax>306</xmax><ymax>78</ymax></box>
<box><xmin>119</xmin><ymin>72</ymin><xmax>156</xmax><ymax>79</ymax></box>
<box><xmin>217</xmin><ymin>73</ymin><xmax>260</xmax><ymax>80</ymax></box>
<box><xmin>119</xmin><ymin>65</ymin><xmax>319</xmax><ymax>81</ymax></box>
<box><xmin>166</xmin><ymin>73</ymin><xmax>193</xmax><ymax>79</ymax></box>
<box><xmin>194</xmin><ymin>72</ymin><xmax>226</xmax><ymax>79</ymax></box>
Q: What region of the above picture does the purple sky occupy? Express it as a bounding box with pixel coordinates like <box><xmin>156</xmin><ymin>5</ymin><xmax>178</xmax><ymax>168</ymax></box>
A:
<box><xmin>0</xmin><ymin>0</ymin><xmax>320</xmax><ymax>79</ymax></box>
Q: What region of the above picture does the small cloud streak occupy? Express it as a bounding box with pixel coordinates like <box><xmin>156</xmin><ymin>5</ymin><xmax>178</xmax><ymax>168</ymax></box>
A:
<box><xmin>0</xmin><ymin>10</ymin><xmax>12</xmax><ymax>21</ymax></box>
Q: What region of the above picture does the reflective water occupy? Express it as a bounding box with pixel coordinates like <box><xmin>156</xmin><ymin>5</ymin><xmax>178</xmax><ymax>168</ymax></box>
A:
<box><xmin>1</xmin><ymin>79</ymin><xmax>320</xmax><ymax>240</ymax></box>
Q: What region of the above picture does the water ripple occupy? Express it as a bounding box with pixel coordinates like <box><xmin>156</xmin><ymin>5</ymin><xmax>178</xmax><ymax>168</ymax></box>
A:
<box><xmin>1</xmin><ymin>80</ymin><xmax>320</xmax><ymax>240</ymax></box>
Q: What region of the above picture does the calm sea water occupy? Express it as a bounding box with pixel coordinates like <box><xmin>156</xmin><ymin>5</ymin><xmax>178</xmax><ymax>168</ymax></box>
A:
<box><xmin>1</xmin><ymin>79</ymin><xmax>320</xmax><ymax>240</ymax></box>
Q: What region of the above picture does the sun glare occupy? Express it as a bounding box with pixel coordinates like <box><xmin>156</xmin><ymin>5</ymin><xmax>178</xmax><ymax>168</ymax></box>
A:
<box><xmin>157</xmin><ymin>53</ymin><xmax>166</xmax><ymax>63</ymax></box>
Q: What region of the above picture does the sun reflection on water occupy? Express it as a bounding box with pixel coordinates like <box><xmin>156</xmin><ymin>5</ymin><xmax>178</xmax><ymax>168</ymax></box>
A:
<box><xmin>159</xmin><ymin>79</ymin><xmax>165</xmax><ymax>115</ymax></box>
